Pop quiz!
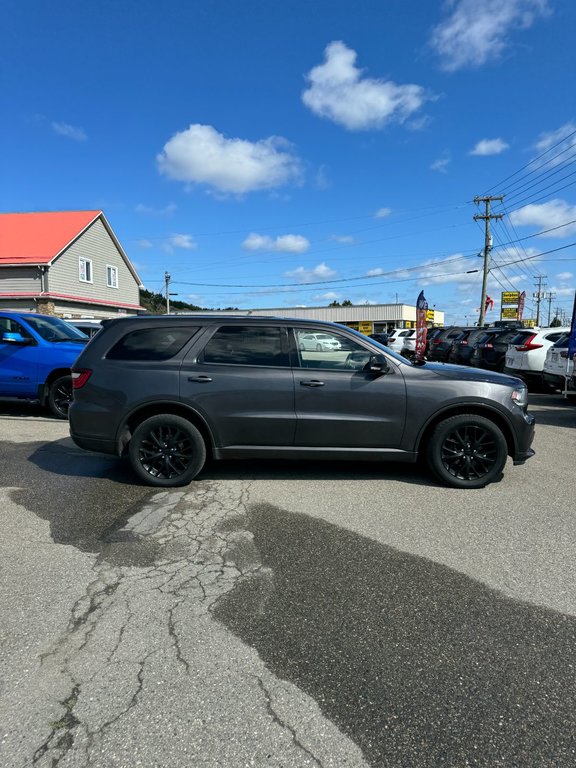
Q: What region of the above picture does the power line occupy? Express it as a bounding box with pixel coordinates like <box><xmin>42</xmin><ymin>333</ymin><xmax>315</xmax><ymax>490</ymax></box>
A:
<box><xmin>483</xmin><ymin>126</ymin><xmax>576</xmax><ymax>196</ymax></box>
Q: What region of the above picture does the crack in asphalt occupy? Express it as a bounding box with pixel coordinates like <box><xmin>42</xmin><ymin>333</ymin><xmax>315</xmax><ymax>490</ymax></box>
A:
<box><xmin>30</xmin><ymin>480</ymin><xmax>327</xmax><ymax>768</ymax></box>
<box><xmin>255</xmin><ymin>676</ymin><xmax>325</xmax><ymax>768</ymax></box>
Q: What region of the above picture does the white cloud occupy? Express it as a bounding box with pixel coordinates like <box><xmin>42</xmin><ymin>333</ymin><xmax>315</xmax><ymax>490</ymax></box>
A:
<box><xmin>315</xmin><ymin>292</ymin><xmax>341</xmax><ymax>301</ymax></box>
<box><xmin>137</xmin><ymin>239</ymin><xmax>153</xmax><ymax>249</ymax></box>
<box><xmin>51</xmin><ymin>122</ymin><xmax>87</xmax><ymax>141</ymax></box>
<box><xmin>509</xmin><ymin>199</ymin><xmax>576</xmax><ymax>236</ymax></box>
<box><xmin>242</xmin><ymin>233</ymin><xmax>310</xmax><ymax>253</ymax></box>
<box><xmin>556</xmin><ymin>272</ymin><xmax>573</xmax><ymax>281</ymax></box>
<box><xmin>157</xmin><ymin>124</ymin><xmax>302</xmax><ymax>195</ymax></box>
<box><xmin>375</xmin><ymin>207</ymin><xmax>392</xmax><ymax>219</ymax></box>
<box><xmin>330</xmin><ymin>235</ymin><xmax>356</xmax><ymax>244</ymax></box>
<box><xmin>533</xmin><ymin>123</ymin><xmax>576</xmax><ymax>168</ymax></box>
<box><xmin>431</xmin><ymin>155</ymin><xmax>451</xmax><ymax>173</ymax></box>
<box><xmin>285</xmin><ymin>263</ymin><xmax>337</xmax><ymax>283</ymax></box>
<box><xmin>168</xmin><ymin>234</ymin><xmax>197</xmax><ymax>250</ymax></box>
<box><xmin>470</xmin><ymin>138</ymin><xmax>510</xmax><ymax>156</ymax></box>
<box><xmin>302</xmin><ymin>41</ymin><xmax>430</xmax><ymax>131</ymax></box>
<box><xmin>135</xmin><ymin>203</ymin><xmax>177</xmax><ymax>216</ymax></box>
<box><xmin>162</xmin><ymin>234</ymin><xmax>198</xmax><ymax>254</ymax></box>
<box><xmin>430</xmin><ymin>0</ymin><xmax>550</xmax><ymax>72</ymax></box>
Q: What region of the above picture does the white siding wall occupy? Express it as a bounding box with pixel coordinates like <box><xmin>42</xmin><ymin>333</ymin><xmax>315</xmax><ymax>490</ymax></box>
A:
<box><xmin>178</xmin><ymin>304</ymin><xmax>445</xmax><ymax>327</ymax></box>
<box><xmin>0</xmin><ymin>267</ymin><xmax>43</xmax><ymax>292</ymax></box>
<box><xmin>48</xmin><ymin>219</ymin><xmax>140</xmax><ymax>306</ymax></box>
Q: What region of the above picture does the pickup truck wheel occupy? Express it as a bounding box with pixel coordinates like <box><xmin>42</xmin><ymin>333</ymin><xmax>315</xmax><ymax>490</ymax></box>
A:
<box><xmin>426</xmin><ymin>414</ymin><xmax>507</xmax><ymax>489</ymax></box>
<box><xmin>48</xmin><ymin>375</ymin><xmax>73</xmax><ymax>420</ymax></box>
<box><xmin>129</xmin><ymin>414</ymin><xmax>206</xmax><ymax>487</ymax></box>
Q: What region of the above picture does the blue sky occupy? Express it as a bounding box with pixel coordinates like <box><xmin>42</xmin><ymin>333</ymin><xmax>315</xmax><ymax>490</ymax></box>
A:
<box><xmin>2</xmin><ymin>0</ymin><xmax>576</xmax><ymax>325</ymax></box>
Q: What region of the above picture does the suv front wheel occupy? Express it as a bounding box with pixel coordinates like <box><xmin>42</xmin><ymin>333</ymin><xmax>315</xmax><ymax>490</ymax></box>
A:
<box><xmin>426</xmin><ymin>414</ymin><xmax>507</xmax><ymax>489</ymax></box>
<box><xmin>129</xmin><ymin>414</ymin><xmax>206</xmax><ymax>487</ymax></box>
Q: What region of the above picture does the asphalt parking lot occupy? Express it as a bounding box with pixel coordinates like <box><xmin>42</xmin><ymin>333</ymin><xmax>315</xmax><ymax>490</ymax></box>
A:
<box><xmin>0</xmin><ymin>393</ymin><xmax>575</xmax><ymax>767</ymax></box>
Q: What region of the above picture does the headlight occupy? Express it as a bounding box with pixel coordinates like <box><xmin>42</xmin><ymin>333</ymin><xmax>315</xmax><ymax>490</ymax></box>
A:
<box><xmin>511</xmin><ymin>386</ymin><xmax>528</xmax><ymax>407</ymax></box>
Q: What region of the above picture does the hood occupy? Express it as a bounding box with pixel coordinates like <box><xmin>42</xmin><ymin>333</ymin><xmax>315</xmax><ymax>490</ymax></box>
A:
<box><xmin>419</xmin><ymin>360</ymin><xmax>524</xmax><ymax>388</ymax></box>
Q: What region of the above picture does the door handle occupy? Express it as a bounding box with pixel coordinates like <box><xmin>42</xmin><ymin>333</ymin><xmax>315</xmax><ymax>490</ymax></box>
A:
<box><xmin>187</xmin><ymin>375</ymin><xmax>213</xmax><ymax>383</ymax></box>
<box><xmin>300</xmin><ymin>379</ymin><xmax>325</xmax><ymax>387</ymax></box>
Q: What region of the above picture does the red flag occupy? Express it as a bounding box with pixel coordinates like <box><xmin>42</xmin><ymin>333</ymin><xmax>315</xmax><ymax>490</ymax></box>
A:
<box><xmin>415</xmin><ymin>290</ymin><xmax>428</xmax><ymax>358</ymax></box>
<box><xmin>485</xmin><ymin>295</ymin><xmax>494</xmax><ymax>312</ymax></box>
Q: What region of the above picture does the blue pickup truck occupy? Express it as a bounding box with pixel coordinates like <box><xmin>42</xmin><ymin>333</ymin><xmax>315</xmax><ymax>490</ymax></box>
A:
<box><xmin>0</xmin><ymin>311</ymin><xmax>89</xmax><ymax>418</ymax></box>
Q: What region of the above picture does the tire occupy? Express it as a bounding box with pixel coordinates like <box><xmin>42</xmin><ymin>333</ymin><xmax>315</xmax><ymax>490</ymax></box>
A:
<box><xmin>426</xmin><ymin>414</ymin><xmax>507</xmax><ymax>489</ymax></box>
<box><xmin>48</xmin><ymin>375</ymin><xmax>73</xmax><ymax>420</ymax></box>
<box><xmin>316</xmin><ymin>344</ymin><xmax>322</xmax><ymax>351</ymax></box>
<box><xmin>128</xmin><ymin>414</ymin><xmax>206</xmax><ymax>487</ymax></box>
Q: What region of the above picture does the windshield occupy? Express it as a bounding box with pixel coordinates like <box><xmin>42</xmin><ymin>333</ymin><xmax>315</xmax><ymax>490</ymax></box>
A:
<box><xmin>23</xmin><ymin>315</ymin><xmax>89</xmax><ymax>342</ymax></box>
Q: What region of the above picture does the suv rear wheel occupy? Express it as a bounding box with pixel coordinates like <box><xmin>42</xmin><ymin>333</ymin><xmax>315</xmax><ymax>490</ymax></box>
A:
<box><xmin>128</xmin><ymin>414</ymin><xmax>206</xmax><ymax>487</ymax></box>
<box><xmin>426</xmin><ymin>414</ymin><xmax>507</xmax><ymax>489</ymax></box>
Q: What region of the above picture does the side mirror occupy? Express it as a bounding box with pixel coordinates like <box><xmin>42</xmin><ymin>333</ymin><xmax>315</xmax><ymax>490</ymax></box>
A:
<box><xmin>367</xmin><ymin>354</ymin><xmax>390</xmax><ymax>375</ymax></box>
<box><xmin>1</xmin><ymin>332</ymin><xmax>33</xmax><ymax>345</ymax></box>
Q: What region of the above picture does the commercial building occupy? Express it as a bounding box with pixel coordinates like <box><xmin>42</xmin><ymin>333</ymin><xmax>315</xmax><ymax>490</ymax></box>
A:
<box><xmin>185</xmin><ymin>302</ymin><xmax>444</xmax><ymax>334</ymax></box>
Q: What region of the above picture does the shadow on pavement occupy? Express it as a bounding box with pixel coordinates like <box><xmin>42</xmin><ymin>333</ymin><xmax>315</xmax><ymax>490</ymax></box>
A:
<box><xmin>214</xmin><ymin>503</ymin><xmax>576</xmax><ymax>767</ymax></box>
<box><xmin>528</xmin><ymin>393</ymin><xmax>576</xmax><ymax>428</ymax></box>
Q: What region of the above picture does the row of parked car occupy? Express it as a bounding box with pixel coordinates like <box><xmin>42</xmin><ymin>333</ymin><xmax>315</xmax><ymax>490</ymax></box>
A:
<box><xmin>420</xmin><ymin>324</ymin><xmax>574</xmax><ymax>393</ymax></box>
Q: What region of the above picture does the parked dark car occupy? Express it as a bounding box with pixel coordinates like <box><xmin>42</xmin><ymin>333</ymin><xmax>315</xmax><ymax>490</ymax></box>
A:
<box><xmin>69</xmin><ymin>315</ymin><xmax>535</xmax><ymax>490</ymax></box>
<box><xmin>446</xmin><ymin>327</ymin><xmax>491</xmax><ymax>366</ymax></box>
<box><xmin>427</xmin><ymin>326</ymin><xmax>474</xmax><ymax>362</ymax></box>
<box><xmin>470</xmin><ymin>328</ymin><xmax>531</xmax><ymax>372</ymax></box>
<box><xmin>424</xmin><ymin>327</ymin><xmax>445</xmax><ymax>357</ymax></box>
<box><xmin>369</xmin><ymin>332</ymin><xmax>389</xmax><ymax>346</ymax></box>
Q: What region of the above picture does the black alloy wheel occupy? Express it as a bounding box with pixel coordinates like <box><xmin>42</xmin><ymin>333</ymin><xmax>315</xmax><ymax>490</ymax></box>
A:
<box><xmin>129</xmin><ymin>414</ymin><xmax>206</xmax><ymax>487</ymax></box>
<box><xmin>427</xmin><ymin>414</ymin><xmax>507</xmax><ymax>489</ymax></box>
<box><xmin>48</xmin><ymin>375</ymin><xmax>73</xmax><ymax>419</ymax></box>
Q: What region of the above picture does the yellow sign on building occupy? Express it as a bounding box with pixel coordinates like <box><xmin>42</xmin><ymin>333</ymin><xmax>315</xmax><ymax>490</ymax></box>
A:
<box><xmin>358</xmin><ymin>321</ymin><xmax>373</xmax><ymax>335</ymax></box>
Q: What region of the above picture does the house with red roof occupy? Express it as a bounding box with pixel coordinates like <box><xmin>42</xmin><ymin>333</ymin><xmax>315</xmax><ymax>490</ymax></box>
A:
<box><xmin>0</xmin><ymin>210</ymin><xmax>144</xmax><ymax>318</ymax></box>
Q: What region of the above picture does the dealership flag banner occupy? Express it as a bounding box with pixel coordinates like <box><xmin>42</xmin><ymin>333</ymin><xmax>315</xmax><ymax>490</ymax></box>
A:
<box><xmin>415</xmin><ymin>290</ymin><xmax>428</xmax><ymax>358</ymax></box>
<box><xmin>568</xmin><ymin>291</ymin><xmax>576</xmax><ymax>359</ymax></box>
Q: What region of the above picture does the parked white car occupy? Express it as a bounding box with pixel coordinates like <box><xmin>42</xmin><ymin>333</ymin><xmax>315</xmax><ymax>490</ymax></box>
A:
<box><xmin>298</xmin><ymin>332</ymin><xmax>341</xmax><ymax>351</ymax></box>
<box><xmin>387</xmin><ymin>328</ymin><xmax>416</xmax><ymax>356</ymax></box>
<box><xmin>504</xmin><ymin>326</ymin><xmax>571</xmax><ymax>388</ymax></box>
<box><xmin>543</xmin><ymin>333</ymin><xmax>574</xmax><ymax>392</ymax></box>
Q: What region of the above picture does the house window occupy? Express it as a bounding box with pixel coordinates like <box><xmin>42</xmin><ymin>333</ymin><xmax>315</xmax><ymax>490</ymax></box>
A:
<box><xmin>79</xmin><ymin>258</ymin><xmax>93</xmax><ymax>283</ymax></box>
<box><xmin>106</xmin><ymin>265</ymin><xmax>119</xmax><ymax>289</ymax></box>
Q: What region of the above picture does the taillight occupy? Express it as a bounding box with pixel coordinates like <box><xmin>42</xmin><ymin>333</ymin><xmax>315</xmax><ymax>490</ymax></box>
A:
<box><xmin>515</xmin><ymin>334</ymin><xmax>542</xmax><ymax>352</ymax></box>
<box><xmin>459</xmin><ymin>340</ymin><xmax>468</xmax><ymax>345</ymax></box>
<box><xmin>433</xmin><ymin>339</ymin><xmax>442</xmax><ymax>344</ymax></box>
<box><xmin>483</xmin><ymin>343</ymin><xmax>494</xmax><ymax>349</ymax></box>
<box><xmin>71</xmin><ymin>369</ymin><xmax>92</xmax><ymax>389</ymax></box>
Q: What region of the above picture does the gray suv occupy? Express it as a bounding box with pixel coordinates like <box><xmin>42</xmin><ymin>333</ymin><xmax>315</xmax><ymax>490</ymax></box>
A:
<box><xmin>69</xmin><ymin>315</ymin><xmax>535</xmax><ymax>489</ymax></box>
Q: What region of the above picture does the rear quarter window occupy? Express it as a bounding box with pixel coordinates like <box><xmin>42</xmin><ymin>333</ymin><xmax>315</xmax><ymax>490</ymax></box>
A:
<box><xmin>106</xmin><ymin>327</ymin><xmax>199</xmax><ymax>361</ymax></box>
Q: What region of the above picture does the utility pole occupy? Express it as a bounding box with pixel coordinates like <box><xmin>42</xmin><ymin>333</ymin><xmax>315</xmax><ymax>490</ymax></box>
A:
<box><xmin>545</xmin><ymin>291</ymin><xmax>555</xmax><ymax>326</ymax></box>
<box><xmin>474</xmin><ymin>196</ymin><xmax>504</xmax><ymax>326</ymax></box>
<box><xmin>165</xmin><ymin>271</ymin><xmax>171</xmax><ymax>315</ymax></box>
<box><xmin>533</xmin><ymin>275</ymin><xmax>547</xmax><ymax>327</ymax></box>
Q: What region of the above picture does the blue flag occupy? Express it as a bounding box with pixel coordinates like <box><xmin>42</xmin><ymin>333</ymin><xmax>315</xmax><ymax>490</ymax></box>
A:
<box><xmin>568</xmin><ymin>292</ymin><xmax>576</xmax><ymax>359</ymax></box>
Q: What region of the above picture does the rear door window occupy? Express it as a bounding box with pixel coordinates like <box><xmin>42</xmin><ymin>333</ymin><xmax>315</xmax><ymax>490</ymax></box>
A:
<box><xmin>201</xmin><ymin>325</ymin><xmax>289</xmax><ymax>367</ymax></box>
